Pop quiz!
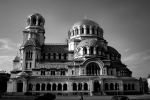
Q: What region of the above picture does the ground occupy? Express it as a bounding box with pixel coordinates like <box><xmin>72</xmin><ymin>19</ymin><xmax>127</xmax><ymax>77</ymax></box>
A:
<box><xmin>1</xmin><ymin>94</ymin><xmax>150</xmax><ymax>100</ymax></box>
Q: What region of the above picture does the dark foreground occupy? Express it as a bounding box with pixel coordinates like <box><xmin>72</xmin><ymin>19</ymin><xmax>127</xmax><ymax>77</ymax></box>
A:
<box><xmin>1</xmin><ymin>94</ymin><xmax>150</xmax><ymax>100</ymax></box>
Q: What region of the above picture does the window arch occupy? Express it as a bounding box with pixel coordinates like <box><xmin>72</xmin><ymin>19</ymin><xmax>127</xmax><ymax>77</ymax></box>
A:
<box><xmin>81</xmin><ymin>27</ymin><xmax>84</xmax><ymax>34</ymax></box>
<box><xmin>41</xmin><ymin>83</ymin><xmax>45</xmax><ymax>91</ymax></box>
<box><xmin>63</xmin><ymin>83</ymin><xmax>67</xmax><ymax>91</ymax></box>
<box><xmin>53</xmin><ymin>53</ymin><xmax>56</xmax><ymax>59</ymax></box>
<box><xmin>105</xmin><ymin>83</ymin><xmax>109</xmax><ymax>90</ymax></box>
<box><xmin>87</xmin><ymin>27</ymin><xmax>89</xmax><ymax>34</ymax></box>
<box><xmin>124</xmin><ymin>84</ymin><xmax>127</xmax><ymax>90</ymax></box>
<box><xmin>84</xmin><ymin>83</ymin><xmax>88</xmax><ymax>90</ymax></box>
<box><xmin>90</xmin><ymin>47</ymin><xmax>94</xmax><ymax>54</ymax></box>
<box><xmin>59</xmin><ymin>53</ymin><xmax>61</xmax><ymax>59</ymax></box>
<box><xmin>92</xmin><ymin>27</ymin><xmax>95</xmax><ymax>34</ymax></box>
<box><xmin>128</xmin><ymin>84</ymin><xmax>131</xmax><ymax>90</ymax></box>
<box><xmin>47</xmin><ymin>83</ymin><xmax>51</xmax><ymax>91</ymax></box>
<box><xmin>132</xmin><ymin>84</ymin><xmax>135</xmax><ymax>90</ymax></box>
<box><xmin>115</xmin><ymin>83</ymin><xmax>119</xmax><ymax>90</ymax></box>
<box><xmin>28</xmin><ymin>83</ymin><xmax>33</xmax><ymax>91</ymax></box>
<box><xmin>110</xmin><ymin>83</ymin><xmax>114</xmax><ymax>90</ymax></box>
<box><xmin>32</xmin><ymin>17</ymin><xmax>36</xmax><ymax>25</ymax></box>
<box><xmin>86</xmin><ymin>62</ymin><xmax>100</xmax><ymax>75</ymax></box>
<box><xmin>73</xmin><ymin>83</ymin><xmax>77</xmax><ymax>90</ymax></box>
<box><xmin>36</xmin><ymin>83</ymin><xmax>40</xmax><ymax>91</ymax></box>
<box><xmin>48</xmin><ymin>53</ymin><xmax>51</xmax><ymax>59</ymax></box>
<box><xmin>42</xmin><ymin>53</ymin><xmax>46</xmax><ymax>59</ymax></box>
<box><xmin>52</xmin><ymin>83</ymin><xmax>56</xmax><ymax>91</ymax></box>
<box><xmin>83</xmin><ymin>47</ymin><xmax>87</xmax><ymax>54</ymax></box>
<box><xmin>58</xmin><ymin>83</ymin><xmax>62</xmax><ymax>91</ymax></box>
<box><xmin>78</xmin><ymin>83</ymin><xmax>82</xmax><ymax>90</ymax></box>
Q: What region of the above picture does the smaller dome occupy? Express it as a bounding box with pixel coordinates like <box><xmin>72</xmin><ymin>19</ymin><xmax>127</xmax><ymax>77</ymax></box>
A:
<box><xmin>13</xmin><ymin>55</ymin><xmax>20</xmax><ymax>62</ymax></box>
<box><xmin>17</xmin><ymin>71</ymin><xmax>28</xmax><ymax>78</ymax></box>
<box><xmin>77</xmin><ymin>39</ymin><xmax>103</xmax><ymax>48</ymax></box>
<box><xmin>107</xmin><ymin>46</ymin><xmax>120</xmax><ymax>54</ymax></box>
<box><xmin>72</xmin><ymin>19</ymin><xmax>99</xmax><ymax>29</ymax></box>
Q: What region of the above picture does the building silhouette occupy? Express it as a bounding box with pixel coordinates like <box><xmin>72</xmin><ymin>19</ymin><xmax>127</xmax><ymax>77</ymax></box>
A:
<box><xmin>7</xmin><ymin>13</ymin><xmax>142</xmax><ymax>95</ymax></box>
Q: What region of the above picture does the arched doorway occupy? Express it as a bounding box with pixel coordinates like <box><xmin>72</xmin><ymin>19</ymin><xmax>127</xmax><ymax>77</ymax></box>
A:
<box><xmin>93</xmin><ymin>80</ymin><xmax>100</xmax><ymax>92</ymax></box>
<box><xmin>17</xmin><ymin>80</ymin><xmax>23</xmax><ymax>92</ymax></box>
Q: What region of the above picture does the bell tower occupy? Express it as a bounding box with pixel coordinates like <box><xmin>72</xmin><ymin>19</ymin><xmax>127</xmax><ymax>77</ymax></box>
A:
<box><xmin>20</xmin><ymin>13</ymin><xmax>45</xmax><ymax>72</ymax></box>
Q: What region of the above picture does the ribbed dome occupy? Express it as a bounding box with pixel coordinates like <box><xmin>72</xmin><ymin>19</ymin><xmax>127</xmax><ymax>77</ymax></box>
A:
<box><xmin>77</xmin><ymin>39</ymin><xmax>103</xmax><ymax>48</ymax></box>
<box><xmin>72</xmin><ymin>19</ymin><xmax>99</xmax><ymax>28</ymax></box>
<box><xmin>107</xmin><ymin>46</ymin><xmax>120</xmax><ymax>54</ymax></box>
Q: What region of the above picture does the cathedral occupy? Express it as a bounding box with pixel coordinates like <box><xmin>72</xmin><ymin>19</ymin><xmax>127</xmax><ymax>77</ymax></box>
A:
<box><xmin>7</xmin><ymin>13</ymin><xmax>142</xmax><ymax>96</ymax></box>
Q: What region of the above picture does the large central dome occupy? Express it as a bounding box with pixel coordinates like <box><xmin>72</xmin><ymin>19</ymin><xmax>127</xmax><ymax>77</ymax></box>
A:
<box><xmin>72</xmin><ymin>19</ymin><xmax>99</xmax><ymax>29</ymax></box>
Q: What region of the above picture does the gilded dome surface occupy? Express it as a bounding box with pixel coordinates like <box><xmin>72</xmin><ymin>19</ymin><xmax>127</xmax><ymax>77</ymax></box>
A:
<box><xmin>72</xmin><ymin>19</ymin><xmax>99</xmax><ymax>28</ymax></box>
<box><xmin>77</xmin><ymin>39</ymin><xmax>103</xmax><ymax>48</ymax></box>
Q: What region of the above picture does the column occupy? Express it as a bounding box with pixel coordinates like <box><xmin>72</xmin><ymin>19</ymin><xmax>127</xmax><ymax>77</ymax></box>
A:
<box><xmin>87</xmin><ymin>47</ymin><xmax>90</xmax><ymax>55</ymax></box>
<box><xmin>90</xmin><ymin>26</ymin><xmax>92</xmax><ymax>34</ymax></box>
<box><xmin>84</xmin><ymin>25</ymin><xmax>86</xmax><ymax>34</ymax></box>
<box><xmin>78</xmin><ymin>27</ymin><xmax>81</xmax><ymax>35</ymax></box>
<box><xmin>94</xmin><ymin>47</ymin><xmax>96</xmax><ymax>54</ymax></box>
<box><xmin>32</xmin><ymin>50</ymin><xmax>36</xmax><ymax>68</ymax></box>
<box><xmin>40</xmin><ymin>84</ymin><xmax>41</xmax><ymax>91</ymax></box>
<box><xmin>89</xmin><ymin>80</ymin><xmax>93</xmax><ymax>96</ymax></box>
<box><xmin>22</xmin><ymin>51</ymin><xmax>26</xmax><ymax>71</ymax></box>
<box><xmin>56</xmin><ymin>53</ymin><xmax>58</xmax><ymax>59</ymax></box>
<box><xmin>33</xmin><ymin>84</ymin><xmax>36</xmax><ymax>92</ymax></box>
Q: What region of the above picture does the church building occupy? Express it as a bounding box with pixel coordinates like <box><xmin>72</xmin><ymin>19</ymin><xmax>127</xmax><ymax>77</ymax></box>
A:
<box><xmin>7</xmin><ymin>13</ymin><xmax>142</xmax><ymax>95</ymax></box>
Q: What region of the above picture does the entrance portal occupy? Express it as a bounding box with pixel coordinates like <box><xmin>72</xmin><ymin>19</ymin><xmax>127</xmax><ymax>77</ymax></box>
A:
<box><xmin>17</xmin><ymin>81</ymin><xmax>23</xmax><ymax>92</ymax></box>
<box><xmin>94</xmin><ymin>80</ymin><xmax>101</xmax><ymax>92</ymax></box>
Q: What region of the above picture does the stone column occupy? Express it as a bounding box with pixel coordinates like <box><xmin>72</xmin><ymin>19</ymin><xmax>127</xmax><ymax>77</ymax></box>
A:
<box><xmin>32</xmin><ymin>50</ymin><xmax>36</xmax><ymax>68</ymax></box>
<box><xmin>90</xmin><ymin>26</ymin><xmax>92</xmax><ymax>34</ymax></box>
<box><xmin>89</xmin><ymin>80</ymin><xmax>93</xmax><ymax>96</ymax></box>
<box><xmin>78</xmin><ymin>27</ymin><xmax>81</xmax><ymax>35</ymax></box>
<box><xmin>87</xmin><ymin>47</ymin><xmax>90</xmax><ymax>55</ymax></box>
<box><xmin>94</xmin><ymin>47</ymin><xmax>96</xmax><ymax>54</ymax></box>
<box><xmin>22</xmin><ymin>51</ymin><xmax>26</xmax><ymax>71</ymax></box>
<box><xmin>84</xmin><ymin>25</ymin><xmax>86</xmax><ymax>34</ymax></box>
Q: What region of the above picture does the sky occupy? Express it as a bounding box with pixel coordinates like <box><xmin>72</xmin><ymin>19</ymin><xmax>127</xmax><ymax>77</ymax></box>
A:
<box><xmin>0</xmin><ymin>0</ymin><xmax>149</xmax><ymax>78</ymax></box>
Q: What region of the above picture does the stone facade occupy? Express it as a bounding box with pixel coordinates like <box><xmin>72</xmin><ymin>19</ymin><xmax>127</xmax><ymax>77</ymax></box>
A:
<box><xmin>7</xmin><ymin>13</ymin><xmax>142</xmax><ymax>95</ymax></box>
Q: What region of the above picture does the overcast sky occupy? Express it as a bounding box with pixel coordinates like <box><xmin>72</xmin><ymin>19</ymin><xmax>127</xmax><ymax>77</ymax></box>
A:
<box><xmin>0</xmin><ymin>0</ymin><xmax>149</xmax><ymax>78</ymax></box>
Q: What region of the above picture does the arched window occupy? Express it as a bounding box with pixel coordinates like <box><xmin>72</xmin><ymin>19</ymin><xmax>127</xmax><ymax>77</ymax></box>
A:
<box><xmin>86</xmin><ymin>62</ymin><xmax>100</xmax><ymax>76</ymax></box>
<box><xmin>87</xmin><ymin>27</ymin><xmax>89</xmax><ymax>34</ymax></box>
<box><xmin>105</xmin><ymin>83</ymin><xmax>109</xmax><ymax>90</ymax></box>
<box><xmin>32</xmin><ymin>17</ymin><xmax>36</xmax><ymax>25</ymax></box>
<box><xmin>64</xmin><ymin>53</ymin><xmax>67</xmax><ymax>59</ymax></box>
<box><xmin>124</xmin><ymin>84</ymin><xmax>127</xmax><ymax>90</ymax></box>
<box><xmin>132</xmin><ymin>84</ymin><xmax>135</xmax><ymax>90</ymax></box>
<box><xmin>41</xmin><ymin>83</ymin><xmax>45</xmax><ymax>91</ymax></box>
<box><xmin>38</xmin><ymin>18</ymin><xmax>42</xmax><ymax>26</ymax></box>
<box><xmin>28</xmin><ymin>83</ymin><xmax>33</xmax><ymax>91</ymax></box>
<box><xmin>90</xmin><ymin>47</ymin><xmax>94</xmax><ymax>54</ymax></box>
<box><xmin>128</xmin><ymin>84</ymin><xmax>131</xmax><ymax>90</ymax></box>
<box><xmin>82</xmin><ymin>28</ymin><xmax>84</xmax><ymax>34</ymax></box>
<box><xmin>115</xmin><ymin>83</ymin><xmax>119</xmax><ymax>90</ymax></box>
<box><xmin>78</xmin><ymin>83</ymin><xmax>82</xmax><ymax>90</ymax></box>
<box><xmin>53</xmin><ymin>53</ymin><xmax>56</xmax><ymax>60</ymax></box>
<box><xmin>36</xmin><ymin>83</ymin><xmax>40</xmax><ymax>91</ymax></box>
<box><xmin>43</xmin><ymin>53</ymin><xmax>46</xmax><ymax>59</ymax></box>
<box><xmin>52</xmin><ymin>83</ymin><xmax>56</xmax><ymax>91</ymax></box>
<box><xmin>59</xmin><ymin>53</ymin><xmax>61</xmax><ymax>59</ymax></box>
<box><xmin>58</xmin><ymin>83</ymin><xmax>62</xmax><ymax>91</ymax></box>
<box><xmin>73</xmin><ymin>83</ymin><xmax>77</xmax><ymax>90</ymax></box>
<box><xmin>47</xmin><ymin>83</ymin><xmax>51</xmax><ymax>91</ymax></box>
<box><xmin>96</xmin><ymin>47</ymin><xmax>99</xmax><ymax>54</ymax></box>
<box><xmin>48</xmin><ymin>53</ymin><xmax>51</xmax><ymax>59</ymax></box>
<box><xmin>84</xmin><ymin>83</ymin><xmax>88</xmax><ymax>90</ymax></box>
<box><xmin>83</xmin><ymin>47</ymin><xmax>87</xmax><ymax>54</ymax></box>
<box><xmin>63</xmin><ymin>83</ymin><xmax>67</xmax><ymax>91</ymax></box>
<box><xmin>110</xmin><ymin>83</ymin><xmax>114</xmax><ymax>90</ymax></box>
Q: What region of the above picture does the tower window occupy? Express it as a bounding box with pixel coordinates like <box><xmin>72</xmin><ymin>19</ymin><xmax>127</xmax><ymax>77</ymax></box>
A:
<box><xmin>82</xmin><ymin>28</ymin><xmax>84</xmax><ymax>34</ymax></box>
<box><xmin>32</xmin><ymin>17</ymin><xmax>36</xmax><ymax>25</ymax></box>
<box><xmin>87</xmin><ymin>27</ymin><xmax>89</xmax><ymax>34</ymax></box>
<box><xmin>30</xmin><ymin>62</ymin><xmax>32</xmax><ymax>68</ymax></box>
<box><xmin>41</xmin><ymin>70</ymin><xmax>45</xmax><ymax>75</ymax></box>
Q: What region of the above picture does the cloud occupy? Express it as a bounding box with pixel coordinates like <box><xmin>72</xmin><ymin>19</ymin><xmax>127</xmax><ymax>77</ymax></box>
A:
<box><xmin>122</xmin><ymin>50</ymin><xmax>150</xmax><ymax>65</ymax></box>
<box><xmin>125</xmin><ymin>49</ymin><xmax>129</xmax><ymax>52</ymax></box>
<box><xmin>0</xmin><ymin>38</ymin><xmax>20</xmax><ymax>53</ymax></box>
<box><xmin>0</xmin><ymin>56</ymin><xmax>15</xmax><ymax>65</ymax></box>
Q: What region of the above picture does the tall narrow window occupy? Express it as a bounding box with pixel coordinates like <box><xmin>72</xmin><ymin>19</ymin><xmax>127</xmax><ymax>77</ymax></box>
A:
<box><xmin>30</xmin><ymin>62</ymin><xmax>32</xmax><ymax>68</ymax></box>
<box><xmin>82</xmin><ymin>28</ymin><xmax>84</xmax><ymax>34</ymax></box>
<box><xmin>87</xmin><ymin>27</ymin><xmax>89</xmax><ymax>34</ymax></box>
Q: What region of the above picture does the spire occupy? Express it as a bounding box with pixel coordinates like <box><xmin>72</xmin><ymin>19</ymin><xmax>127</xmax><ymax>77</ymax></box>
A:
<box><xmin>84</xmin><ymin>14</ymin><xmax>87</xmax><ymax>19</ymax></box>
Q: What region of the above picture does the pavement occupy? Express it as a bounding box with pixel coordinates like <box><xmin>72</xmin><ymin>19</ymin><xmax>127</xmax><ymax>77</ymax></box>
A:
<box><xmin>1</xmin><ymin>94</ymin><xmax>150</xmax><ymax>100</ymax></box>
